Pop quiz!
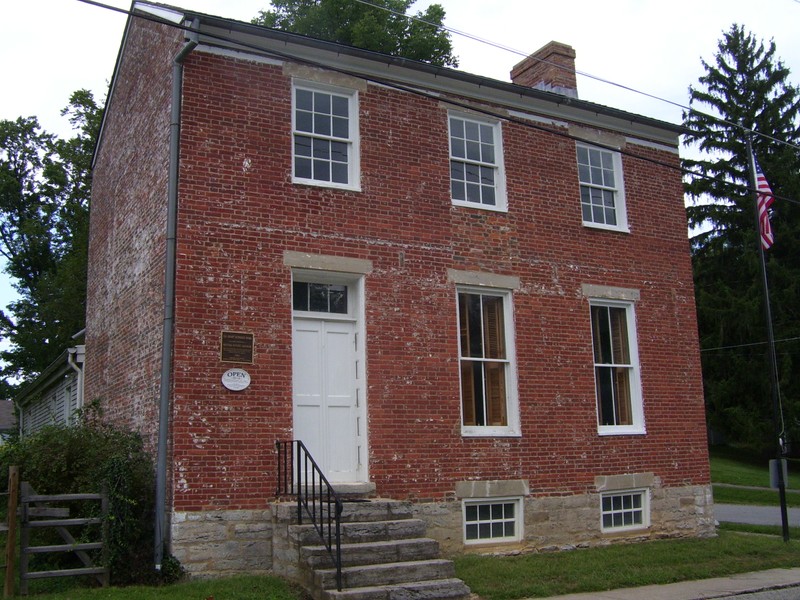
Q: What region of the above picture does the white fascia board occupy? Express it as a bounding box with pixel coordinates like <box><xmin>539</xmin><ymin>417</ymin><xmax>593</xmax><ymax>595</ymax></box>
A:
<box><xmin>133</xmin><ymin>2</ymin><xmax>185</xmax><ymax>24</ymax></box>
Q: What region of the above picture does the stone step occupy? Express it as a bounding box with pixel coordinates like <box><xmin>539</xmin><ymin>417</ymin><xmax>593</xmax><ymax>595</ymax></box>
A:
<box><xmin>322</xmin><ymin>578</ymin><xmax>471</xmax><ymax>600</ymax></box>
<box><xmin>338</xmin><ymin>500</ymin><xmax>414</xmax><ymax>523</ymax></box>
<box><xmin>315</xmin><ymin>559</ymin><xmax>456</xmax><ymax>590</ymax></box>
<box><xmin>276</xmin><ymin>499</ymin><xmax>414</xmax><ymax>525</ymax></box>
<box><xmin>292</xmin><ymin>518</ymin><xmax>428</xmax><ymax>546</ymax></box>
<box><xmin>302</xmin><ymin>538</ymin><xmax>441</xmax><ymax>569</ymax></box>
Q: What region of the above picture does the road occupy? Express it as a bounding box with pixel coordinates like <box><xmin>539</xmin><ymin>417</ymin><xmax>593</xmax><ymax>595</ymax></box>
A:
<box><xmin>715</xmin><ymin>503</ymin><xmax>800</xmax><ymax>527</ymax></box>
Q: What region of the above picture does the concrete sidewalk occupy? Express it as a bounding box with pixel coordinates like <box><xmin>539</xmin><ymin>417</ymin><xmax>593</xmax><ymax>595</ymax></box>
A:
<box><xmin>541</xmin><ymin>568</ymin><xmax>800</xmax><ymax>599</ymax></box>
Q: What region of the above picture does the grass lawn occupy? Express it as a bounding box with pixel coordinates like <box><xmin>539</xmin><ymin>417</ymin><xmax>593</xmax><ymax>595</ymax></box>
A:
<box><xmin>719</xmin><ymin>521</ymin><xmax>800</xmax><ymax>538</ymax></box>
<box><xmin>9</xmin><ymin>532</ymin><xmax>799</xmax><ymax>600</ymax></box>
<box><xmin>709</xmin><ymin>445</ymin><xmax>800</xmax><ymax>488</ymax></box>
<box><xmin>713</xmin><ymin>484</ymin><xmax>800</xmax><ymax>506</ymax></box>
<box><xmin>454</xmin><ymin>531</ymin><xmax>800</xmax><ymax>600</ymax></box>
<box><xmin>709</xmin><ymin>445</ymin><xmax>800</xmax><ymax>506</ymax></box>
<box><xmin>4</xmin><ymin>575</ymin><xmax>302</xmax><ymax>600</ymax></box>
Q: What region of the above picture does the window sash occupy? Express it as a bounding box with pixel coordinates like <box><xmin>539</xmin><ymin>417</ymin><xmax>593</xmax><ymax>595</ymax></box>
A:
<box><xmin>590</xmin><ymin>303</ymin><xmax>639</xmax><ymax>429</ymax></box>
<box><xmin>601</xmin><ymin>490</ymin><xmax>648</xmax><ymax>531</ymax></box>
<box><xmin>459</xmin><ymin>292</ymin><xmax>509</xmax><ymax>427</ymax></box>
<box><xmin>464</xmin><ymin>499</ymin><xmax>521</xmax><ymax>543</ymax></box>
<box><xmin>577</xmin><ymin>144</ymin><xmax>624</xmax><ymax>228</ymax></box>
<box><xmin>293</xmin><ymin>84</ymin><xmax>356</xmax><ymax>187</ymax></box>
<box><xmin>450</xmin><ymin>116</ymin><xmax>501</xmax><ymax>208</ymax></box>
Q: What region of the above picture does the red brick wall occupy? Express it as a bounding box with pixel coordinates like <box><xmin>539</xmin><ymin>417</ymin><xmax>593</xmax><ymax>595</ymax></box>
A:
<box><xmin>88</xmin><ymin>27</ymin><xmax>709</xmax><ymax>514</ymax></box>
<box><xmin>163</xmin><ymin>50</ymin><xmax>708</xmax><ymax>512</ymax></box>
<box><xmin>85</xmin><ymin>18</ymin><xmax>182</xmax><ymax>447</ymax></box>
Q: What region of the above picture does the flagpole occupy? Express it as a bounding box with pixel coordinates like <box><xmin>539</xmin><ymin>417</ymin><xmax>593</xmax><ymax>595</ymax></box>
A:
<box><xmin>745</xmin><ymin>135</ymin><xmax>789</xmax><ymax>542</ymax></box>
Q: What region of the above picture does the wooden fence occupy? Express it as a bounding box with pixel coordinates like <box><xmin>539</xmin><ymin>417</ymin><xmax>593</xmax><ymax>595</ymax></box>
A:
<box><xmin>2</xmin><ymin>467</ymin><xmax>109</xmax><ymax>596</ymax></box>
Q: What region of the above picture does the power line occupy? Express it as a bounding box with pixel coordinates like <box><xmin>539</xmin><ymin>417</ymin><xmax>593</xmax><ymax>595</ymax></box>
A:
<box><xmin>352</xmin><ymin>0</ymin><xmax>800</xmax><ymax>154</ymax></box>
<box><xmin>701</xmin><ymin>336</ymin><xmax>800</xmax><ymax>352</ymax></box>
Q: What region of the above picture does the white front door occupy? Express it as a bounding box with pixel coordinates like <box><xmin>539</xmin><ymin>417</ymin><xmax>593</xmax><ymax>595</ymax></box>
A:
<box><xmin>292</xmin><ymin>309</ymin><xmax>364</xmax><ymax>483</ymax></box>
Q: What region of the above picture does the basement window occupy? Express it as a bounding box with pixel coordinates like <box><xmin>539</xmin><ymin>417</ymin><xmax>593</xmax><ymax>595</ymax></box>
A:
<box><xmin>463</xmin><ymin>498</ymin><xmax>522</xmax><ymax>544</ymax></box>
<box><xmin>600</xmin><ymin>490</ymin><xmax>649</xmax><ymax>532</ymax></box>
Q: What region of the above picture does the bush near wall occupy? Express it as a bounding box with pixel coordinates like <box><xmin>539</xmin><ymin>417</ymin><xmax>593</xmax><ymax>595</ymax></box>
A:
<box><xmin>0</xmin><ymin>416</ymin><xmax>180</xmax><ymax>585</ymax></box>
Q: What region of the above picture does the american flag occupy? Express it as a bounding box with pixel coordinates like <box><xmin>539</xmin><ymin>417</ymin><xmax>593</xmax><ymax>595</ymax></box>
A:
<box><xmin>753</xmin><ymin>155</ymin><xmax>775</xmax><ymax>250</ymax></box>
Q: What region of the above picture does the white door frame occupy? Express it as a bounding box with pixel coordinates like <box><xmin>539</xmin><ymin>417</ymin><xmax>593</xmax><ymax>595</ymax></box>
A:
<box><xmin>291</xmin><ymin>270</ymin><xmax>368</xmax><ymax>483</ymax></box>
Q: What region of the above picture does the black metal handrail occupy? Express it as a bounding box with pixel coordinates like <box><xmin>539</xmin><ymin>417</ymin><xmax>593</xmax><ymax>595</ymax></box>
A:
<box><xmin>276</xmin><ymin>440</ymin><xmax>343</xmax><ymax>591</ymax></box>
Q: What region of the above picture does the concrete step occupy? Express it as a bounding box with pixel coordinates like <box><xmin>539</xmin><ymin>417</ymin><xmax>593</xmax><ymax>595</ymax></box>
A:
<box><xmin>302</xmin><ymin>538</ymin><xmax>441</xmax><ymax>569</ymax></box>
<box><xmin>293</xmin><ymin>518</ymin><xmax>428</xmax><ymax>546</ymax></box>
<box><xmin>315</xmin><ymin>559</ymin><xmax>456</xmax><ymax>590</ymax></box>
<box><xmin>322</xmin><ymin>578</ymin><xmax>471</xmax><ymax>600</ymax></box>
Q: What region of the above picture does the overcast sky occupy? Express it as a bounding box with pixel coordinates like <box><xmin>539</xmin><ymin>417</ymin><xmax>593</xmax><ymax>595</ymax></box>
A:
<box><xmin>1</xmin><ymin>0</ymin><xmax>799</xmax><ymax>309</ymax></box>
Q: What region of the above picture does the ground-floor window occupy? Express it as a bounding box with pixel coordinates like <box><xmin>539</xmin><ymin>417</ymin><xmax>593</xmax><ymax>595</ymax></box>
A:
<box><xmin>600</xmin><ymin>490</ymin><xmax>649</xmax><ymax>532</ymax></box>
<box><xmin>463</xmin><ymin>498</ymin><xmax>522</xmax><ymax>544</ymax></box>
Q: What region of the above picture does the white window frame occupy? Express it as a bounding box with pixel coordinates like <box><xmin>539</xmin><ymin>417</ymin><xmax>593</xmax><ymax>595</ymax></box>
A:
<box><xmin>600</xmin><ymin>489</ymin><xmax>649</xmax><ymax>533</ymax></box>
<box><xmin>576</xmin><ymin>143</ymin><xmax>628</xmax><ymax>232</ymax></box>
<box><xmin>456</xmin><ymin>286</ymin><xmax>520</xmax><ymax>437</ymax></box>
<box><xmin>448</xmin><ymin>112</ymin><xmax>507</xmax><ymax>212</ymax></box>
<box><xmin>463</xmin><ymin>497</ymin><xmax>523</xmax><ymax>544</ymax></box>
<box><xmin>589</xmin><ymin>299</ymin><xmax>644</xmax><ymax>436</ymax></box>
<box><xmin>292</xmin><ymin>80</ymin><xmax>360</xmax><ymax>191</ymax></box>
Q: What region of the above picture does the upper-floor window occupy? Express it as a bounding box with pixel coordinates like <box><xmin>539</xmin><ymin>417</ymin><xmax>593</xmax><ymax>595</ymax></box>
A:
<box><xmin>577</xmin><ymin>144</ymin><xmax>627</xmax><ymax>231</ymax></box>
<box><xmin>457</xmin><ymin>288</ymin><xmax>518</xmax><ymax>436</ymax></box>
<box><xmin>292</xmin><ymin>82</ymin><xmax>360</xmax><ymax>190</ymax></box>
<box><xmin>449</xmin><ymin>114</ymin><xmax>506</xmax><ymax>211</ymax></box>
<box><xmin>590</xmin><ymin>300</ymin><xmax>644</xmax><ymax>435</ymax></box>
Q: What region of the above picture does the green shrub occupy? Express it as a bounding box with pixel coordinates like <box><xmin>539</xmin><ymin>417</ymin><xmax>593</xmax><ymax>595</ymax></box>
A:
<box><xmin>0</xmin><ymin>417</ymin><xmax>180</xmax><ymax>585</ymax></box>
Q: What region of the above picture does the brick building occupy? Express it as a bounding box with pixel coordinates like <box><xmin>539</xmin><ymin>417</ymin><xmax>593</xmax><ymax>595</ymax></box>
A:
<box><xmin>86</xmin><ymin>1</ymin><xmax>714</xmax><ymax>580</ymax></box>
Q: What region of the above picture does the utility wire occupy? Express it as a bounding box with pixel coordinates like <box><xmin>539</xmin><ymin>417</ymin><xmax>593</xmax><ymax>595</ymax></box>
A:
<box><xmin>701</xmin><ymin>336</ymin><xmax>800</xmax><ymax>352</ymax></box>
<box><xmin>75</xmin><ymin>0</ymin><xmax>800</xmax><ymax>209</ymax></box>
<box><xmin>352</xmin><ymin>0</ymin><xmax>800</xmax><ymax>154</ymax></box>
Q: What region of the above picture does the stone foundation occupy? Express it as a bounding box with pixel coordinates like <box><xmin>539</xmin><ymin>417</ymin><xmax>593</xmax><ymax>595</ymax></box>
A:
<box><xmin>415</xmin><ymin>480</ymin><xmax>716</xmax><ymax>556</ymax></box>
<box><xmin>171</xmin><ymin>509</ymin><xmax>274</xmax><ymax>577</ymax></box>
<box><xmin>169</xmin><ymin>481</ymin><xmax>715</xmax><ymax>575</ymax></box>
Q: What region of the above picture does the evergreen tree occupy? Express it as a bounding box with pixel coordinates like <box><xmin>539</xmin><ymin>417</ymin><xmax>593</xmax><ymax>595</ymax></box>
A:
<box><xmin>253</xmin><ymin>0</ymin><xmax>458</xmax><ymax>67</ymax></box>
<box><xmin>683</xmin><ymin>24</ymin><xmax>800</xmax><ymax>450</ymax></box>
<box><xmin>0</xmin><ymin>90</ymin><xmax>101</xmax><ymax>396</ymax></box>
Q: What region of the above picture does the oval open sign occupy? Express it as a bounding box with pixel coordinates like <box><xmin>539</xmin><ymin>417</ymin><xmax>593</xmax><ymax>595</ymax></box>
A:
<box><xmin>221</xmin><ymin>368</ymin><xmax>251</xmax><ymax>391</ymax></box>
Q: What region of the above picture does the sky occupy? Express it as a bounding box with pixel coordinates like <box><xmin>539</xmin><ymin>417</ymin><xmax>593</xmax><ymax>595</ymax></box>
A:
<box><xmin>0</xmin><ymin>0</ymin><xmax>799</xmax><ymax>309</ymax></box>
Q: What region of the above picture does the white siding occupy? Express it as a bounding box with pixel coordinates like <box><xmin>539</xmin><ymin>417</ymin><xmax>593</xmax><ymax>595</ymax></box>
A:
<box><xmin>22</xmin><ymin>373</ymin><xmax>78</xmax><ymax>436</ymax></box>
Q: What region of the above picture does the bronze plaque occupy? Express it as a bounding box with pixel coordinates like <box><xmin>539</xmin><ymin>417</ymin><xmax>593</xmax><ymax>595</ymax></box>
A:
<box><xmin>221</xmin><ymin>331</ymin><xmax>254</xmax><ymax>363</ymax></box>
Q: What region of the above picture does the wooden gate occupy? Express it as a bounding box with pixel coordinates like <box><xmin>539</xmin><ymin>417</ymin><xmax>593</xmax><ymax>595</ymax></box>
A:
<box><xmin>18</xmin><ymin>482</ymin><xmax>109</xmax><ymax>595</ymax></box>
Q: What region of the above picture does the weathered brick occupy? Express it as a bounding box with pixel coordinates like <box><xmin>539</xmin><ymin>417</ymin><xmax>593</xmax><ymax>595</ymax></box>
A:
<box><xmin>86</xmin><ymin>13</ymin><xmax>711</xmax><ymax>575</ymax></box>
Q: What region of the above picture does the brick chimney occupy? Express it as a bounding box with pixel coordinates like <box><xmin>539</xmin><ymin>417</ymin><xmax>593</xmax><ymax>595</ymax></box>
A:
<box><xmin>510</xmin><ymin>41</ymin><xmax>578</xmax><ymax>98</ymax></box>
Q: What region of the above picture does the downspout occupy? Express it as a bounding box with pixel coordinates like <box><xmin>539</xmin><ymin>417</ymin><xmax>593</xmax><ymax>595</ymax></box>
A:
<box><xmin>66</xmin><ymin>345</ymin><xmax>85</xmax><ymax>416</ymax></box>
<box><xmin>69</xmin><ymin>330</ymin><xmax>86</xmax><ymax>411</ymax></box>
<box><xmin>155</xmin><ymin>18</ymin><xmax>198</xmax><ymax>572</ymax></box>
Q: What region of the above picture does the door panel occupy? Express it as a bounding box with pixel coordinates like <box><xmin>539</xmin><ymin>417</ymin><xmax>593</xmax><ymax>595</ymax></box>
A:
<box><xmin>293</xmin><ymin>318</ymin><xmax>362</xmax><ymax>482</ymax></box>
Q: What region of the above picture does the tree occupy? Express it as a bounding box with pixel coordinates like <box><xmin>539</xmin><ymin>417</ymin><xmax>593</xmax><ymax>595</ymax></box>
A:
<box><xmin>683</xmin><ymin>24</ymin><xmax>800</xmax><ymax>451</ymax></box>
<box><xmin>0</xmin><ymin>90</ymin><xmax>101</xmax><ymax>396</ymax></box>
<box><xmin>253</xmin><ymin>0</ymin><xmax>458</xmax><ymax>67</ymax></box>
